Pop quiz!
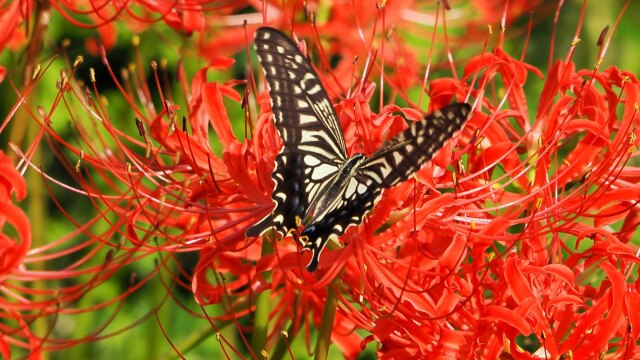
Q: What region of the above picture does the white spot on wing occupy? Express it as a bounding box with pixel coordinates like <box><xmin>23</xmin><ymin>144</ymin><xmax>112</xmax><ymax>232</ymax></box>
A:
<box><xmin>377</xmin><ymin>164</ymin><xmax>391</xmax><ymax>178</ymax></box>
<box><xmin>307</xmin><ymin>85</ymin><xmax>321</xmax><ymax>94</ymax></box>
<box><xmin>304</xmin><ymin>156</ymin><xmax>321</xmax><ymax>166</ymax></box>
<box><xmin>357</xmin><ymin>182</ymin><xmax>367</xmax><ymax>195</ymax></box>
<box><xmin>311</xmin><ymin>164</ymin><xmax>338</xmax><ymax>180</ymax></box>
<box><xmin>392</xmin><ymin>152</ymin><xmax>403</xmax><ymax>165</ymax></box>
<box><xmin>299</xmin><ymin>114</ymin><xmax>317</xmax><ymax>125</ymax></box>
<box><xmin>301</xmin><ymin>72</ymin><xmax>315</xmax><ymax>86</ymax></box>
<box><xmin>345</xmin><ymin>178</ymin><xmax>358</xmax><ymax>199</ymax></box>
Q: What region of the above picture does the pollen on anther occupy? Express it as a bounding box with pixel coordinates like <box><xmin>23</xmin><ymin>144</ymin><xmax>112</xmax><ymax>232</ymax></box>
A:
<box><xmin>32</xmin><ymin>64</ymin><xmax>41</xmax><ymax>80</ymax></box>
<box><xmin>73</xmin><ymin>56</ymin><xmax>83</xmax><ymax>68</ymax></box>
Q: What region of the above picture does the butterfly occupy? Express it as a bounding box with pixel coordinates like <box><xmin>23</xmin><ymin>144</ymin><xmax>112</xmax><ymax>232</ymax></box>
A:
<box><xmin>246</xmin><ymin>27</ymin><xmax>471</xmax><ymax>272</ymax></box>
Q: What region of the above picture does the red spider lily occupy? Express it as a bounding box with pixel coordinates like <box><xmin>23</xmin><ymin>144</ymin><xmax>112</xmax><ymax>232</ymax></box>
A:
<box><xmin>336</xmin><ymin>7</ymin><xmax>640</xmax><ymax>360</ymax></box>
<box><xmin>33</xmin><ymin>0</ymin><xmax>550</xmax><ymax>70</ymax></box>
<box><xmin>0</xmin><ymin>152</ymin><xmax>29</xmax><ymax>280</ymax></box>
<box><xmin>0</xmin><ymin>151</ymin><xmax>37</xmax><ymax>359</ymax></box>
<box><xmin>2</xmin><ymin>0</ymin><xmax>640</xmax><ymax>359</ymax></box>
<box><xmin>196</xmin><ymin>5</ymin><xmax>640</xmax><ymax>359</ymax></box>
<box><xmin>52</xmin><ymin>0</ymin><xmax>211</xmax><ymax>35</ymax></box>
<box><xmin>0</xmin><ymin>1</ymin><xmax>30</xmax><ymax>64</ymax></box>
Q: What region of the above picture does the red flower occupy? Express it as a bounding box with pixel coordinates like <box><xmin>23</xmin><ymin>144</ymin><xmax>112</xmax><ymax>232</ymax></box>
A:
<box><xmin>2</xmin><ymin>0</ymin><xmax>639</xmax><ymax>358</ymax></box>
<box><xmin>0</xmin><ymin>151</ymin><xmax>37</xmax><ymax>359</ymax></box>
<box><xmin>0</xmin><ymin>152</ymin><xmax>29</xmax><ymax>278</ymax></box>
<box><xmin>0</xmin><ymin>1</ymin><xmax>29</xmax><ymax>61</ymax></box>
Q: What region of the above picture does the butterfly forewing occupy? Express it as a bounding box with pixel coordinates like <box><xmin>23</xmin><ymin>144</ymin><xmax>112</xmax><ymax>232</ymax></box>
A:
<box><xmin>360</xmin><ymin>103</ymin><xmax>471</xmax><ymax>188</ymax></box>
<box><xmin>252</xmin><ymin>28</ymin><xmax>347</xmax><ymax>159</ymax></box>
<box><xmin>247</xmin><ymin>27</ymin><xmax>348</xmax><ymax>237</ymax></box>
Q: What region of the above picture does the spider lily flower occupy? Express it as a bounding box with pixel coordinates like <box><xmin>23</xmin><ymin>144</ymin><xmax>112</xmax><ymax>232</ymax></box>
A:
<box><xmin>197</xmin><ymin>11</ymin><xmax>640</xmax><ymax>357</ymax></box>
<box><xmin>235</xmin><ymin>2</ymin><xmax>638</xmax><ymax>359</ymax></box>
<box><xmin>0</xmin><ymin>1</ymin><xmax>30</xmax><ymax>79</ymax></box>
<box><xmin>41</xmin><ymin>1</ymin><xmax>550</xmax><ymax>65</ymax></box>
<box><xmin>0</xmin><ymin>152</ymin><xmax>33</xmax><ymax>359</ymax></box>
<box><xmin>0</xmin><ymin>152</ymin><xmax>29</xmax><ymax>278</ymax></box>
<box><xmin>334</xmin><ymin>10</ymin><xmax>640</xmax><ymax>360</ymax></box>
<box><xmin>3</xmin><ymin>1</ymin><xmax>640</xmax><ymax>359</ymax></box>
<box><xmin>1</xmin><ymin>49</ymin><xmax>258</xmax><ymax>356</ymax></box>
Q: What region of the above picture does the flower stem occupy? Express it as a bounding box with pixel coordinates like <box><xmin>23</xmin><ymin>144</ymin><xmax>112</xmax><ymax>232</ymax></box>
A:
<box><xmin>314</xmin><ymin>276</ymin><xmax>341</xmax><ymax>360</ymax></box>
<box><xmin>18</xmin><ymin>3</ymin><xmax>51</xmax><ymax>358</ymax></box>
<box><xmin>251</xmin><ymin>238</ymin><xmax>273</xmax><ymax>357</ymax></box>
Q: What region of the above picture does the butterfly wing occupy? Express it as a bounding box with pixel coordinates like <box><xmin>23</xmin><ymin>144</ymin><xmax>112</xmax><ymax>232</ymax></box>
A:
<box><xmin>300</xmin><ymin>168</ymin><xmax>383</xmax><ymax>271</ymax></box>
<box><xmin>300</xmin><ymin>103</ymin><xmax>472</xmax><ymax>271</ymax></box>
<box><xmin>246</xmin><ymin>27</ymin><xmax>348</xmax><ymax>237</ymax></box>
<box><xmin>359</xmin><ymin>103</ymin><xmax>471</xmax><ymax>188</ymax></box>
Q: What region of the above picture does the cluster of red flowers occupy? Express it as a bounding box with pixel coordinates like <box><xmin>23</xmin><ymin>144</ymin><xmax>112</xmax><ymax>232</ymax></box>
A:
<box><xmin>1</xmin><ymin>0</ymin><xmax>639</xmax><ymax>359</ymax></box>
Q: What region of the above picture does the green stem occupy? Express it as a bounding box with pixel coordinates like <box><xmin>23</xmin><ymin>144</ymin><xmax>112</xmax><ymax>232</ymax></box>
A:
<box><xmin>271</xmin><ymin>293</ymin><xmax>302</xmax><ymax>360</ymax></box>
<box><xmin>158</xmin><ymin>296</ymin><xmax>252</xmax><ymax>360</ymax></box>
<box><xmin>251</xmin><ymin>238</ymin><xmax>273</xmax><ymax>358</ymax></box>
<box><xmin>314</xmin><ymin>276</ymin><xmax>341</xmax><ymax>360</ymax></box>
<box><xmin>18</xmin><ymin>3</ymin><xmax>51</xmax><ymax>358</ymax></box>
<box><xmin>158</xmin><ymin>324</ymin><xmax>216</xmax><ymax>360</ymax></box>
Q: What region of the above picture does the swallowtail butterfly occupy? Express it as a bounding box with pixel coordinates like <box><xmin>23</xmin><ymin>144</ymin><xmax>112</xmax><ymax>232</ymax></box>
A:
<box><xmin>246</xmin><ymin>27</ymin><xmax>471</xmax><ymax>272</ymax></box>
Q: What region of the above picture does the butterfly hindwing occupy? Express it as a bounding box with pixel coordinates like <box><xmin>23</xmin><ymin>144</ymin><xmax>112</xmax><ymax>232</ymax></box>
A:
<box><xmin>300</xmin><ymin>171</ymin><xmax>383</xmax><ymax>271</ymax></box>
<box><xmin>245</xmin><ymin>152</ymin><xmax>309</xmax><ymax>237</ymax></box>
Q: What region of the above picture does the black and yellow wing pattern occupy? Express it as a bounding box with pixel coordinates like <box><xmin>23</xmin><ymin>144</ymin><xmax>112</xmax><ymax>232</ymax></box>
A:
<box><xmin>247</xmin><ymin>27</ymin><xmax>471</xmax><ymax>272</ymax></box>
